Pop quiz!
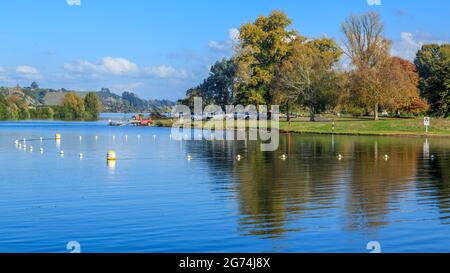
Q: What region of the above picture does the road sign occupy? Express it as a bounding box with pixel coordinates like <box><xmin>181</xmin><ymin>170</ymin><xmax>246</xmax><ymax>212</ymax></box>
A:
<box><xmin>424</xmin><ymin>117</ymin><xmax>430</xmax><ymax>133</ymax></box>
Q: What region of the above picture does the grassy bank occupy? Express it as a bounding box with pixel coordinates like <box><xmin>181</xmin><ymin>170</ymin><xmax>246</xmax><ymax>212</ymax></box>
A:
<box><xmin>152</xmin><ymin>117</ymin><xmax>450</xmax><ymax>137</ymax></box>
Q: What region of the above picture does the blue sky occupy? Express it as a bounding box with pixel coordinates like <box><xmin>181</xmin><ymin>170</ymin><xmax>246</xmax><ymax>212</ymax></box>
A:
<box><xmin>0</xmin><ymin>0</ymin><xmax>448</xmax><ymax>100</ymax></box>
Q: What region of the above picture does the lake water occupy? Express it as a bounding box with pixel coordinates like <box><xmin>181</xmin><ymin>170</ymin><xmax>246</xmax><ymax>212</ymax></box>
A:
<box><xmin>0</xmin><ymin>118</ymin><xmax>450</xmax><ymax>253</ymax></box>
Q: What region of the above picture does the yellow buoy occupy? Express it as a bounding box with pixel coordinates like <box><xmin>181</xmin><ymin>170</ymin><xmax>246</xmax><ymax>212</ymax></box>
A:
<box><xmin>55</xmin><ymin>133</ymin><xmax>61</xmax><ymax>140</ymax></box>
<box><xmin>107</xmin><ymin>150</ymin><xmax>117</xmax><ymax>161</ymax></box>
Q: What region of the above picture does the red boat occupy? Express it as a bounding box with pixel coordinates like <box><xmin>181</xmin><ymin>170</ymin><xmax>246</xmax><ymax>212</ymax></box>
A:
<box><xmin>129</xmin><ymin>114</ymin><xmax>153</xmax><ymax>126</ymax></box>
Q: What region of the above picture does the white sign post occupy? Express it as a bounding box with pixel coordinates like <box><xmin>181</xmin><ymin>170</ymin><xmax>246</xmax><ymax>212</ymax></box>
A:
<box><xmin>424</xmin><ymin>117</ymin><xmax>430</xmax><ymax>133</ymax></box>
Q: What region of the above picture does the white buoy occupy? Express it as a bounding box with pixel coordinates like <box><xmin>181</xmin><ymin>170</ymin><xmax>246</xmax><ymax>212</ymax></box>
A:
<box><xmin>23</xmin><ymin>144</ymin><xmax>27</xmax><ymax>149</ymax></box>
<box><xmin>187</xmin><ymin>155</ymin><xmax>192</xmax><ymax>161</ymax></box>
<box><xmin>112</xmin><ymin>135</ymin><xmax>116</xmax><ymax>140</ymax></box>
<box><xmin>79</xmin><ymin>153</ymin><xmax>84</xmax><ymax>159</ymax></box>
<box><xmin>15</xmin><ymin>140</ymin><xmax>19</xmax><ymax>144</ymax></box>
<box><xmin>18</xmin><ymin>143</ymin><xmax>22</xmax><ymax>148</ymax></box>
<box><xmin>40</xmin><ymin>148</ymin><xmax>44</xmax><ymax>153</ymax></box>
<box><xmin>79</xmin><ymin>136</ymin><xmax>82</xmax><ymax>141</ymax></box>
<box><xmin>236</xmin><ymin>154</ymin><xmax>242</xmax><ymax>161</ymax></box>
<box><xmin>338</xmin><ymin>154</ymin><xmax>343</xmax><ymax>160</ymax></box>
<box><xmin>125</xmin><ymin>135</ymin><xmax>128</xmax><ymax>140</ymax></box>
<box><xmin>95</xmin><ymin>136</ymin><xmax>98</xmax><ymax>141</ymax></box>
<box><xmin>60</xmin><ymin>150</ymin><xmax>64</xmax><ymax>156</ymax></box>
<box><xmin>29</xmin><ymin>146</ymin><xmax>33</xmax><ymax>151</ymax></box>
<box><xmin>153</xmin><ymin>135</ymin><xmax>157</xmax><ymax>139</ymax></box>
<box><xmin>280</xmin><ymin>154</ymin><xmax>287</xmax><ymax>160</ymax></box>
<box><xmin>137</xmin><ymin>135</ymin><xmax>141</xmax><ymax>139</ymax></box>
<box><xmin>40</xmin><ymin>137</ymin><xmax>43</xmax><ymax>142</ymax></box>
<box><xmin>23</xmin><ymin>138</ymin><xmax>26</xmax><ymax>143</ymax></box>
<box><xmin>384</xmin><ymin>154</ymin><xmax>389</xmax><ymax>160</ymax></box>
<box><xmin>169</xmin><ymin>134</ymin><xmax>172</xmax><ymax>139</ymax></box>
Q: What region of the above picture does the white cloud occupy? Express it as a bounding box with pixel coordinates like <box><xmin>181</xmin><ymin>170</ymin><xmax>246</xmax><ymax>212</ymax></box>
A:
<box><xmin>391</xmin><ymin>32</ymin><xmax>444</xmax><ymax>61</ymax></box>
<box><xmin>208</xmin><ymin>28</ymin><xmax>240</xmax><ymax>52</ymax></box>
<box><xmin>143</xmin><ymin>65</ymin><xmax>188</xmax><ymax>79</ymax></box>
<box><xmin>66</xmin><ymin>0</ymin><xmax>81</xmax><ymax>6</ymax></box>
<box><xmin>367</xmin><ymin>0</ymin><xmax>381</xmax><ymax>6</ymax></box>
<box><xmin>228</xmin><ymin>28</ymin><xmax>240</xmax><ymax>43</ymax></box>
<box><xmin>63</xmin><ymin>57</ymin><xmax>188</xmax><ymax>80</ymax></box>
<box><xmin>16</xmin><ymin>66</ymin><xmax>42</xmax><ymax>80</ymax></box>
<box><xmin>64</xmin><ymin>57</ymin><xmax>138</xmax><ymax>75</ymax></box>
<box><xmin>208</xmin><ymin>41</ymin><xmax>228</xmax><ymax>51</ymax></box>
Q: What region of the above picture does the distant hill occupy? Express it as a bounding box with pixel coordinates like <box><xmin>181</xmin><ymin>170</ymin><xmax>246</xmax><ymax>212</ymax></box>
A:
<box><xmin>0</xmin><ymin>85</ymin><xmax>175</xmax><ymax>113</ymax></box>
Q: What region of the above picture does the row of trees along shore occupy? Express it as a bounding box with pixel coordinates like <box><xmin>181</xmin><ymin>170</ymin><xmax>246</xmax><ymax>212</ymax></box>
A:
<box><xmin>0</xmin><ymin>92</ymin><xmax>102</xmax><ymax>121</ymax></box>
<box><xmin>179</xmin><ymin>11</ymin><xmax>449</xmax><ymax>121</ymax></box>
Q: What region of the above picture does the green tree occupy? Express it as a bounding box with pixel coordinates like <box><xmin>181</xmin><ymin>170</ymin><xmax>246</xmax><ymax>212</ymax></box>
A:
<box><xmin>0</xmin><ymin>94</ymin><xmax>8</xmax><ymax>120</ymax></box>
<box><xmin>234</xmin><ymin>10</ymin><xmax>300</xmax><ymax>105</ymax></box>
<box><xmin>180</xmin><ymin>58</ymin><xmax>236</xmax><ymax>108</ymax></box>
<box><xmin>414</xmin><ymin>44</ymin><xmax>450</xmax><ymax>117</ymax></box>
<box><xmin>62</xmin><ymin>92</ymin><xmax>85</xmax><ymax>120</ymax></box>
<box><xmin>30</xmin><ymin>81</ymin><xmax>39</xmax><ymax>89</ymax></box>
<box><xmin>275</xmin><ymin>39</ymin><xmax>343</xmax><ymax>121</ymax></box>
<box><xmin>341</xmin><ymin>12</ymin><xmax>392</xmax><ymax>120</ymax></box>
<box><xmin>84</xmin><ymin>92</ymin><xmax>102</xmax><ymax>120</ymax></box>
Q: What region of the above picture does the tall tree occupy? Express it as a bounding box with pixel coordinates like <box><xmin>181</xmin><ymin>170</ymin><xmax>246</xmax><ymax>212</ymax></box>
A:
<box><xmin>341</xmin><ymin>12</ymin><xmax>391</xmax><ymax>120</ymax></box>
<box><xmin>234</xmin><ymin>10</ymin><xmax>300</xmax><ymax>105</ymax></box>
<box><xmin>415</xmin><ymin>44</ymin><xmax>450</xmax><ymax>117</ymax></box>
<box><xmin>275</xmin><ymin>39</ymin><xmax>343</xmax><ymax>121</ymax></box>
<box><xmin>84</xmin><ymin>92</ymin><xmax>102</xmax><ymax>120</ymax></box>
<box><xmin>180</xmin><ymin>58</ymin><xmax>236</xmax><ymax>108</ymax></box>
<box><xmin>62</xmin><ymin>92</ymin><xmax>85</xmax><ymax>120</ymax></box>
<box><xmin>386</xmin><ymin>57</ymin><xmax>429</xmax><ymax>115</ymax></box>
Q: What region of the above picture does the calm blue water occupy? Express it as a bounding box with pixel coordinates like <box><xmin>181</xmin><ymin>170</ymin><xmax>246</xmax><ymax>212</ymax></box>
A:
<box><xmin>0</xmin><ymin>118</ymin><xmax>450</xmax><ymax>253</ymax></box>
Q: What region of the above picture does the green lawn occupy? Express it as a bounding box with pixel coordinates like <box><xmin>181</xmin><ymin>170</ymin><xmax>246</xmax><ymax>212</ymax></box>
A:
<box><xmin>280</xmin><ymin>117</ymin><xmax>450</xmax><ymax>136</ymax></box>
<box><xmin>153</xmin><ymin>117</ymin><xmax>450</xmax><ymax>137</ymax></box>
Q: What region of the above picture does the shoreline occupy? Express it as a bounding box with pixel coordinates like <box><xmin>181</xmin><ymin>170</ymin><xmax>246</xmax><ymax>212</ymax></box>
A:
<box><xmin>152</xmin><ymin>117</ymin><xmax>450</xmax><ymax>139</ymax></box>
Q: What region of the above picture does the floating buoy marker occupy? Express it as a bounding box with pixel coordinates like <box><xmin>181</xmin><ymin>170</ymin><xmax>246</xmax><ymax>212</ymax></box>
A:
<box><xmin>60</xmin><ymin>150</ymin><xmax>64</xmax><ymax>156</ymax></box>
<box><xmin>40</xmin><ymin>148</ymin><xmax>44</xmax><ymax>153</ymax></box>
<box><xmin>338</xmin><ymin>154</ymin><xmax>343</xmax><ymax>160</ymax></box>
<box><xmin>107</xmin><ymin>150</ymin><xmax>116</xmax><ymax>161</ymax></box>
<box><xmin>79</xmin><ymin>136</ymin><xmax>82</xmax><ymax>141</ymax></box>
<box><xmin>236</xmin><ymin>155</ymin><xmax>242</xmax><ymax>161</ymax></box>
<box><xmin>384</xmin><ymin>154</ymin><xmax>389</xmax><ymax>160</ymax></box>
<box><xmin>95</xmin><ymin>136</ymin><xmax>98</xmax><ymax>141</ymax></box>
<box><xmin>187</xmin><ymin>155</ymin><xmax>192</xmax><ymax>161</ymax></box>
<box><xmin>79</xmin><ymin>153</ymin><xmax>84</xmax><ymax>159</ymax></box>
<box><xmin>280</xmin><ymin>154</ymin><xmax>287</xmax><ymax>160</ymax></box>
<box><xmin>40</xmin><ymin>137</ymin><xmax>43</xmax><ymax>142</ymax></box>
<box><xmin>55</xmin><ymin>134</ymin><xmax>61</xmax><ymax>140</ymax></box>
